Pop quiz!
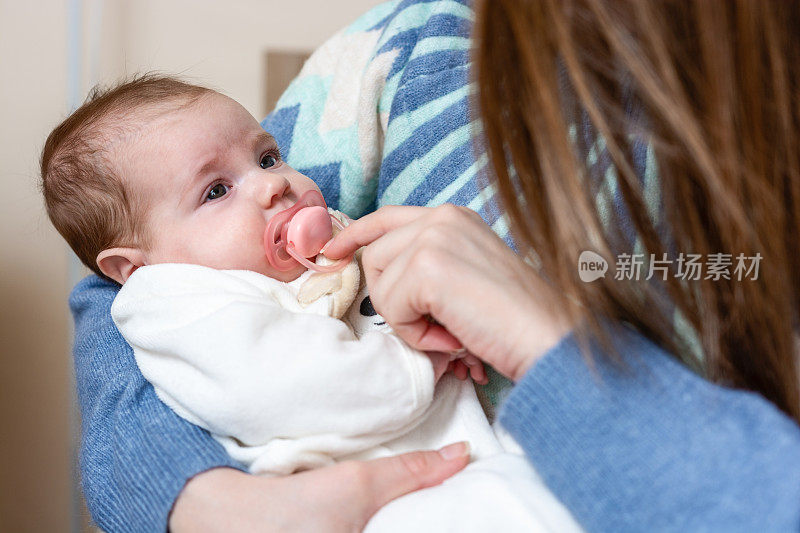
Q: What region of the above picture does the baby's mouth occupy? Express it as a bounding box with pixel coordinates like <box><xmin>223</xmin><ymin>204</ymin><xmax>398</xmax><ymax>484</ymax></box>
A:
<box><xmin>264</xmin><ymin>190</ymin><xmax>328</xmax><ymax>271</ymax></box>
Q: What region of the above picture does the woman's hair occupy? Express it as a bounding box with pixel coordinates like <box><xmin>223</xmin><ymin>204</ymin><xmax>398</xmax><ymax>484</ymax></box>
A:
<box><xmin>475</xmin><ymin>0</ymin><xmax>800</xmax><ymax>422</ymax></box>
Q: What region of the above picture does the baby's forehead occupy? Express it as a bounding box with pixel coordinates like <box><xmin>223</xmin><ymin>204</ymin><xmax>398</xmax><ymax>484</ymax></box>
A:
<box><xmin>105</xmin><ymin>92</ymin><xmax>260</xmax><ymax>173</ymax></box>
<box><xmin>95</xmin><ymin>100</ymin><xmax>186</xmax><ymax>155</ymax></box>
<box><xmin>97</xmin><ymin>105</ymin><xmax>187</xmax><ymax>185</ymax></box>
<box><xmin>109</xmin><ymin>95</ymin><xmax>259</xmax><ymax>184</ymax></box>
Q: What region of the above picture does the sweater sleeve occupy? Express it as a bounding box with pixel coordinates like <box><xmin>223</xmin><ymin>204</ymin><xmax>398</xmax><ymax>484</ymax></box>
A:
<box><xmin>69</xmin><ymin>275</ymin><xmax>245</xmax><ymax>533</ymax></box>
<box><xmin>112</xmin><ymin>265</ymin><xmax>435</xmax><ymax>475</ymax></box>
<box><xmin>498</xmin><ymin>325</ymin><xmax>800</xmax><ymax>532</ymax></box>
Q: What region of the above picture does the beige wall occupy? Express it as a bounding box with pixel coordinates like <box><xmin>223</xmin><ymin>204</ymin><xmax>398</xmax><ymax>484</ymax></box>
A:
<box><xmin>84</xmin><ymin>0</ymin><xmax>383</xmax><ymax>120</ymax></box>
<box><xmin>0</xmin><ymin>2</ymin><xmax>74</xmax><ymax>530</ymax></box>
<box><xmin>0</xmin><ymin>0</ymin><xmax>379</xmax><ymax>530</ymax></box>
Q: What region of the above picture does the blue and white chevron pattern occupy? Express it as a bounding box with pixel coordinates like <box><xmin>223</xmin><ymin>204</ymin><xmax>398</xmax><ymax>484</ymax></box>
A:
<box><xmin>261</xmin><ymin>0</ymin><xmax>508</xmax><ymax>241</ymax></box>
<box><xmin>259</xmin><ymin>0</ymin><xmax>677</xmax><ymax>410</ymax></box>
<box><xmin>260</xmin><ymin>0</ymin><xmax>516</xmax><ymax>411</ymax></box>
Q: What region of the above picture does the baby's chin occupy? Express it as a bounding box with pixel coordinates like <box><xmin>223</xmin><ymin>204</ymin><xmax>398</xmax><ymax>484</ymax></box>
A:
<box><xmin>259</xmin><ymin>263</ymin><xmax>308</xmax><ymax>283</ymax></box>
<box><xmin>190</xmin><ymin>257</ymin><xmax>308</xmax><ymax>282</ymax></box>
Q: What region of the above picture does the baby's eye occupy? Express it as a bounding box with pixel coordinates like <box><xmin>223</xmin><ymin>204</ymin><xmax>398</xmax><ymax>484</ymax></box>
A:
<box><xmin>260</xmin><ymin>153</ymin><xmax>278</xmax><ymax>169</ymax></box>
<box><xmin>206</xmin><ymin>183</ymin><xmax>229</xmax><ymax>201</ymax></box>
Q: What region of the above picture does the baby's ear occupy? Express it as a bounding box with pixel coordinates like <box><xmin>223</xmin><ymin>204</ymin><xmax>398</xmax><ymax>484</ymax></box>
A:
<box><xmin>96</xmin><ymin>248</ymin><xmax>147</xmax><ymax>285</ymax></box>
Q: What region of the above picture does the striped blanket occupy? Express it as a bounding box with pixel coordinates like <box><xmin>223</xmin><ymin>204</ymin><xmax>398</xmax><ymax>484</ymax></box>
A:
<box><xmin>261</xmin><ymin>0</ymin><xmax>514</xmax><ymax>418</ymax></box>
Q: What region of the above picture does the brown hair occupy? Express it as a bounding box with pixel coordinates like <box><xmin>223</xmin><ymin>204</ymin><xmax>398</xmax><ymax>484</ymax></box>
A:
<box><xmin>40</xmin><ymin>74</ymin><xmax>212</xmax><ymax>280</ymax></box>
<box><xmin>475</xmin><ymin>0</ymin><xmax>800</xmax><ymax>422</ymax></box>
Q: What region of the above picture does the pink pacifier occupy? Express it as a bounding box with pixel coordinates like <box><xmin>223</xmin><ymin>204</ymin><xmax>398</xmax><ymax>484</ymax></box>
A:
<box><xmin>264</xmin><ymin>190</ymin><xmax>351</xmax><ymax>273</ymax></box>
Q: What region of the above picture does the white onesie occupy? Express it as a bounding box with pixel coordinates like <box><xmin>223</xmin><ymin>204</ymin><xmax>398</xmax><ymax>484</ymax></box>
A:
<box><xmin>112</xmin><ymin>263</ymin><xmax>582</xmax><ymax>532</ymax></box>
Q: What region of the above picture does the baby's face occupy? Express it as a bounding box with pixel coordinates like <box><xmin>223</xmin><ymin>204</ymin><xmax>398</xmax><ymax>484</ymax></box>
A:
<box><xmin>117</xmin><ymin>92</ymin><xmax>319</xmax><ymax>282</ymax></box>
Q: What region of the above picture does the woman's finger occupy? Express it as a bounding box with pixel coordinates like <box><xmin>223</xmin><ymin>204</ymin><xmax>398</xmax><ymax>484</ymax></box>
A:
<box><xmin>357</xmin><ymin>206</ymin><xmax>490</xmax><ymax>353</ymax></box>
<box><xmin>359</xmin><ymin>213</ymin><xmax>473</xmax><ymax>284</ymax></box>
<box><xmin>367</xmin><ymin>239</ymin><xmax>463</xmax><ymax>352</ymax></box>
<box><xmin>359</xmin><ymin>442</ymin><xmax>471</xmax><ymax>520</ymax></box>
<box><xmin>213</xmin><ymin>444</ymin><xmax>471</xmax><ymax>533</ymax></box>
<box><xmin>323</xmin><ymin>205</ymin><xmax>429</xmax><ymax>259</ymax></box>
<box><xmin>357</xmin><ymin>218</ymin><xmax>428</xmax><ymax>281</ymax></box>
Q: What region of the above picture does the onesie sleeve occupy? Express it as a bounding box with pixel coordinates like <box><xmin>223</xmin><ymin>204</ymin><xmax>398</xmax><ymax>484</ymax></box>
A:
<box><xmin>69</xmin><ymin>275</ymin><xmax>245</xmax><ymax>532</ymax></box>
<box><xmin>499</xmin><ymin>325</ymin><xmax>800</xmax><ymax>531</ymax></box>
<box><xmin>112</xmin><ymin>265</ymin><xmax>435</xmax><ymax>475</ymax></box>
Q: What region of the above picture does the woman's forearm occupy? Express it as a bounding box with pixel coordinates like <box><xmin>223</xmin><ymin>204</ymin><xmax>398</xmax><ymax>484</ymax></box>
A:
<box><xmin>169</xmin><ymin>447</ymin><xmax>471</xmax><ymax>533</ymax></box>
<box><xmin>169</xmin><ymin>468</ymin><xmax>256</xmax><ymax>532</ymax></box>
<box><xmin>70</xmin><ymin>275</ymin><xmax>243</xmax><ymax>531</ymax></box>
<box><xmin>500</xmin><ymin>325</ymin><xmax>800</xmax><ymax>531</ymax></box>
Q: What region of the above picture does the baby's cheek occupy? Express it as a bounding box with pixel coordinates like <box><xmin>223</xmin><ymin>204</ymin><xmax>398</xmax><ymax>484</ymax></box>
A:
<box><xmin>238</xmin><ymin>245</ymin><xmax>271</xmax><ymax>273</ymax></box>
<box><xmin>220</xmin><ymin>222</ymin><xmax>267</xmax><ymax>269</ymax></box>
<box><xmin>193</xmin><ymin>238</ymin><xmax>258</xmax><ymax>271</ymax></box>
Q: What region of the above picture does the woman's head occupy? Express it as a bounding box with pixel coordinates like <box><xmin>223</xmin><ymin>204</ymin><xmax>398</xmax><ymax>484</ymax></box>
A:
<box><xmin>474</xmin><ymin>0</ymin><xmax>800</xmax><ymax>421</ymax></box>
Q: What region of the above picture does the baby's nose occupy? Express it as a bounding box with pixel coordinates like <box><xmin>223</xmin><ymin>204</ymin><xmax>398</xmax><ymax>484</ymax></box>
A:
<box><xmin>255</xmin><ymin>173</ymin><xmax>290</xmax><ymax>208</ymax></box>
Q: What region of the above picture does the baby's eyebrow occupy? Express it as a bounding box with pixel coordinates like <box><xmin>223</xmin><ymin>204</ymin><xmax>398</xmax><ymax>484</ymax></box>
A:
<box><xmin>179</xmin><ymin>150</ymin><xmax>224</xmax><ymax>204</ymax></box>
<box><xmin>253</xmin><ymin>130</ymin><xmax>278</xmax><ymax>151</ymax></box>
<box><xmin>195</xmin><ymin>156</ymin><xmax>220</xmax><ymax>179</ymax></box>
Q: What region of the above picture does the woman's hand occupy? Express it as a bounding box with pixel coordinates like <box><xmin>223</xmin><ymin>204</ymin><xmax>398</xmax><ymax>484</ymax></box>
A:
<box><xmin>429</xmin><ymin>351</ymin><xmax>488</xmax><ymax>385</ymax></box>
<box><xmin>170</xmin><ymin>442</ymin><xmax>470</xmax><ymax>532</ymax></box>
<box><xmin>323</xmin><ymin>205</ymin><xmax>572</xmax><ymax>381</ymax></box>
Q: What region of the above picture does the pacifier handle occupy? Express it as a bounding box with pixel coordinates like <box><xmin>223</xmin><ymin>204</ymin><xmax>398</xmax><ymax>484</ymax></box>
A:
<box><xmin>264</xmin><ymin>190</ymin><xmax>352</xmax><ymax>273</ymax></box>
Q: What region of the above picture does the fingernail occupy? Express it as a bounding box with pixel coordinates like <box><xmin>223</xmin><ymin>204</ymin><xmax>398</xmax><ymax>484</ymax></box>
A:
<box><xmin>437</xmin><ymin>441</ymin><xmax>471</xmax><ymax>461</ymax></box>
<box><xmin>447</xmin><ymin>347</ymin><xmax>467</xmax><ymax>360</ymax></box>
<box><xmin>319</xmin><ymin>238</ymin><xmax>334</xmax><ymax>254</ymax></box>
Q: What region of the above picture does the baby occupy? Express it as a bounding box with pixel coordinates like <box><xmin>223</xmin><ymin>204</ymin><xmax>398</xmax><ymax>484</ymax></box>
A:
<box><xmin>42</xmin><ymin>75</ymin><xmax>581</xmax><ymax>532</ymax></box>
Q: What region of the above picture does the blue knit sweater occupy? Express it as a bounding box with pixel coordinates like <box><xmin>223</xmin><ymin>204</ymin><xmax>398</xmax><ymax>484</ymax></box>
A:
<box><xmin>70</xmin><ymin>1</ymin><xmax>800</xmax><ymax>531</ymax></box>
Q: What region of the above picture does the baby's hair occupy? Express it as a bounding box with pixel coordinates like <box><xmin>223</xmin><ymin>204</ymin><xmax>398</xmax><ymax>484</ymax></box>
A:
<box><xmin>40</xmin><ymin>73</ymin><xmax>213</xmax><ymax>281</ymax></box>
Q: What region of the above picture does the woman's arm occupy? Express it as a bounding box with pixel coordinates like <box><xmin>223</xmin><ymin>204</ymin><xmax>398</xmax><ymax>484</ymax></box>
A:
<box><xmin>70</xmin><ymin>276</ymin><xmax>245</xmax><ymax>531</ymax></box>
<box><xmin>169</xmin><ymin>443</ymin><xmax>470</xmax><ymax>532</ymax></box>
<box><xmin>326</xmin><ymin>204</ymin><xmax>800</xmax><ymax>531</ymax></box>
<box><xmin>500</xmin><ymin>326</ymin><xmax>800</xmax><ymax>532</ymax></box>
